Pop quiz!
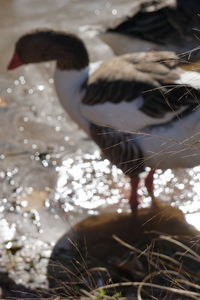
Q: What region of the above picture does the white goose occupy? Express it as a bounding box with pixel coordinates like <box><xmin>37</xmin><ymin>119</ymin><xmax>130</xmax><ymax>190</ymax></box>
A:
<box><xmin>98</xmin><ymin>0</ymin><xmax>200</xmax><ymax>60</ymax></box>
<box><xmin>7</xmin><ymin>29</ymin><xmax>200</xmax><ymax>210</ymax></box>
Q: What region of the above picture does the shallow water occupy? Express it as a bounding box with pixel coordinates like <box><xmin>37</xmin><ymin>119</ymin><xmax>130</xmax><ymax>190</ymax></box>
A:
<box><xmin>0</xmin><ymin>0</ymin><xmax>200</xmax><ymax>289</ymax></box>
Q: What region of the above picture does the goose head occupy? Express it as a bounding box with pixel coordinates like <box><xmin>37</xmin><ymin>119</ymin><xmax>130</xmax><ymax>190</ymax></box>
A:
<box><xmin>7</xmin><ymin>29</ymin><xmax>89</xmax><ymax>71</ymax></box>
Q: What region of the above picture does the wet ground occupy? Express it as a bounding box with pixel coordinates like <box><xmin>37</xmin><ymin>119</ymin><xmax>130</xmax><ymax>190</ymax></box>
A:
<box><xmin>1</xmin><ymin>0</ymin><xmax>200</xmax><ymax>295</ymax></box>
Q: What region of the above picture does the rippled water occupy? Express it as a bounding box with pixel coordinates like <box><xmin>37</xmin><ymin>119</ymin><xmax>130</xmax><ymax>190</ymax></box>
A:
<box><xmin>1</xmin><ymin>0</ymin><xmax>200</xmax><ymax>289</ymax></box>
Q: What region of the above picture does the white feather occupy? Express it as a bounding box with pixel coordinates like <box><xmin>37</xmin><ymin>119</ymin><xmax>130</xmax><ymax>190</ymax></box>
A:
<box><xmin>175</xmin><ymin>70</ymin><xmax>200</xmax><ymax>89</ymax></box>
<box><xmin>54</xmin><ymin>62</ymin><xmax>102</xmax><ymax>134</ymax></box>
<box><xmin>139</xmin><ymin>107</ymin><xmax>200</xmax><ymax>169</ymax></box>
<box><xmin>80</xmin><ymin>96</ymin><xmax>186</xmax><ymax>132</ymax></box>
<box><xmin>54</xmin><ymin>67</ymin><xmax>89</xmax><ymax>133</ymax></box>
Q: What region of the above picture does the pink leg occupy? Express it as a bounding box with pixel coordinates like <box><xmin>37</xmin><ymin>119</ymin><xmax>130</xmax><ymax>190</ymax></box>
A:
<box><xmin>129</xmin><ymin>176</ymin><xmax>140</xmax><ymax>211</ymax></box>
<box><xmin>145</xmin><ymin>169</ymin><xmax>156</xmax><ymax>196</ymax></box>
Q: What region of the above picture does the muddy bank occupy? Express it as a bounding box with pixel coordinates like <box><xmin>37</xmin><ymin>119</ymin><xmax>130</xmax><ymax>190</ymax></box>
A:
<box><xmin>47</xmin><ymin>198</ymin><xmax>200</xmax><ymax>298</ymax></box>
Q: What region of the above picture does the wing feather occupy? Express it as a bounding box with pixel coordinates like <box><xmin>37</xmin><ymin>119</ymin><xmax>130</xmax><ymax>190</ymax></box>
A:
<box><xmin>80</xmin><ymin>52</ymin><xmax>200</xmax><ymax>132</ymax></box>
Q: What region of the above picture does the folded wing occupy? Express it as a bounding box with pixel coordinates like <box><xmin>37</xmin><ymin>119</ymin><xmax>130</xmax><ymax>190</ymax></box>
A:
<box><xmin>80</xmin><ymin>51</ymin><xmax>200</xmax><ymax>133</ymax></box>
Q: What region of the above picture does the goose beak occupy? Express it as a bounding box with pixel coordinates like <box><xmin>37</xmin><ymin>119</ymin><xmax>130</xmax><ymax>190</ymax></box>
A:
<box><xmin>7</xmin><ymin>52</ymin><xmax>23</xmax><ymax>70</ymax></box>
